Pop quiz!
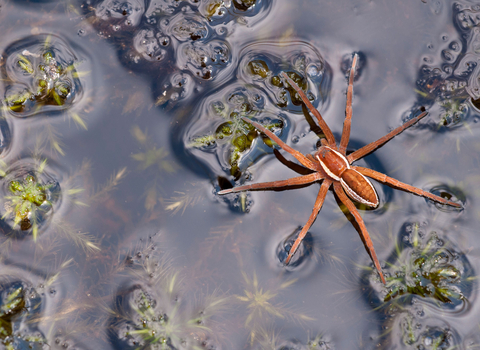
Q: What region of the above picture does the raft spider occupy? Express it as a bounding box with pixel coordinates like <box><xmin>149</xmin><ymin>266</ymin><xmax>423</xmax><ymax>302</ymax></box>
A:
<box><xmin>219</xmin><ymin>54</ymin><xmax>461</xmax><ymax>284</ymax></box>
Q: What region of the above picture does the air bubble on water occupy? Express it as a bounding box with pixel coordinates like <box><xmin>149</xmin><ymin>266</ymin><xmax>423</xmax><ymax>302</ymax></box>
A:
<box><xmin>423</xmin><ymin>56</ymin><xmax>433</xmax><ymax>64</ymax></box>
<box><xmin>292</xmin><ymin>135</ymin><xmax>299</xmax><ymax>144</ymax></box>
<box><xmin>307</xmin><ymin>64</ymin><xmax>319</xmax><ymax>77</ymax></box>
<box><xmin>160</xmin><ymin>18</ymin><xmax>169</xmax><ymax>27</ymax></box>
<box><xmin>424</xmin><ymin>337</ymin><xmax>432</xmax><ymax>347</ymax></box>
<box><xmin>442</xmin><ymin>50</ymin><xmax>453</xmax><ymax>61</ymax></box>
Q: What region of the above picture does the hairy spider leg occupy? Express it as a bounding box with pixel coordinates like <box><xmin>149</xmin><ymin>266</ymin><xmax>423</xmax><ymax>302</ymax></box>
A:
<box><xmin>347</xmin><ymin>111</ymin><xmax>428</xmax><ymax>163</ymax></box>
<box><xmin>305</xmin><ymin>154</ymin><xmax>324</xmax><ymax>172</ymax></box>
<box><xmin>241</xmin><ymin>117</ymin><xmax>318</xmax><ymax>171</ymax></box>
<box><xmin>218</xmin><ymin>173</ymin><xmax>323</xmax><ymax>195</ymax></box>
<box><xmin>285</xmin><ymin>179</ymin><xmax>332</xmax><ymax>265</ymax></box>
<box><xmin>339</xmin><ymin>53</ymin><xmax>358</xmax><ymax>155</ymax></box>
<box><xmin>353</xmin><ymin>166</ymin><xmax>461</xmax><ymax>208</ymax></box>
<box><xmin>281</xmin><ymin>72</ymin><xmax>337</xmax><ymax>148</ymax></box>
<box><xmin>333</xmin><ymin>182</ymin><xmax>386</xmax><ymax>284</ymax></box>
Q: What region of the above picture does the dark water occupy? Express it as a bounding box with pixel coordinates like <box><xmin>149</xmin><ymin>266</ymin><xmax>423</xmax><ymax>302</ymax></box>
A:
<box><xmin>0</xmin><ymin>0</ymin><xmax>479</xmax><ymax>348</ymax></box>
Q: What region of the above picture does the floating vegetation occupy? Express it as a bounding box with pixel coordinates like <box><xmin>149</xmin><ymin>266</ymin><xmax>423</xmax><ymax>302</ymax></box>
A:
<box><xmin>176</xmin><ymin>39</ymin><xmax>231</xmax><ymax>80</ymax></box>
<box><xmin>0</xmin><ymin>258</ymin><xmax>86</xmax><ymax>349</ymax></box>
<box><xmin>246</xmin><ymin>327</ymin><xmax>334</xmax><ymax>350</ymax></box>
<box><xmin>0</xmin><ymin>159</ymin><xmax>60</xmax><ymax>241</ymax></box>
<box><xmin>2</xmin><ymin>34</ymin><xmax>87</xmax><ymax>118</ymax></box>
<box><xmin>455</xmin><ymin>3</ymin><xmax>480</xmax><ymax>99</ymax></box>
<box><xmin>365</xmin><ymin>221</ymin><xmax>474</xmax><ymax>310</ymax></box>
<box><xmin>0</xmin><ymin>0</ymin><xmax>479</xmax><ymax>348</ymax></box>
<box><xmin>81</xmin><ymin>0</ymin><xmax>272</xmax><ymax>108</ymax></box>
<box><xmin>439</xmin><ymin>93</ymin><xmax>469</xmax><ymax>128</ymax></box>
<box><xmin>0</xmin><ymin>156</ymin><xmax>103</xmax><ymax>253</ymax></box>
<box><xmin>415</xmin><ymin>70</ymin><xmax>472</xmax><ymax>129</ymax></box>
<box><xmin>307</xmin><ymin>334</ymin><xmax>334</xmax><ymax>350</ymax></box>
<box><xmin>1</xmin><ymin>33</ymin><xmax>94</xmax><ymax>157</ymax></box>
<box><xmin>113</xmin><ymin>287</ymin><xmax>226</xmax><ymax>349</ymax></box>
<box><xmin>182</xmin><ymin>40</ymin><xmax>331</xmax><ymax>197</ymax></box>
<box><xmin>379</xmin><ymin>303</ymin><xmax>462</xmax><ymax>349</ymax></box>
<box><xmin>238</xmin><ymin>41</ymin><xmax>331</xmax><ymax>111</ymax></box>
<box><xmin>188</xmin><ymin>85</ymin><xmax>284</xmax><ymax>180</ymax></box>
<box><xmin>414</xmin><ymin>3</ymin><xmax>480</xmax><ymax>130</ymax></box>
<box><xmin>94</xmin><ymin>0</ymin><xmax>146</xmax><ymax>27</ymax></box>
<box><xmin>4</xmin><ymin>172</ymin><xmax>52</xmax><ymax>239</ymax></box>
<box><xmin>0</xmin><ymin>279</ymin><xmax>46</xmax><ymax>349</ymax></box>
<box><xmin>110</xmin><ymin>236</ymin><xmax>228</xmax><ymax>349</ymax></box>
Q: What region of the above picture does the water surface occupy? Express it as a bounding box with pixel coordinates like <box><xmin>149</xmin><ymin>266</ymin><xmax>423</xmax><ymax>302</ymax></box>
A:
<box><xmin>0</xmin><ymin>0</ymin><xmax>479</xmax><ymax>349</ymax></box>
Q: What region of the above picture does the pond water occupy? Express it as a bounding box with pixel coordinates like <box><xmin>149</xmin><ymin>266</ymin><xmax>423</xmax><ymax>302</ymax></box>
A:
<box><xmin>0</xmin><ymin>0</ymin><xmax>479</xmax><ymax>349</ymax></box>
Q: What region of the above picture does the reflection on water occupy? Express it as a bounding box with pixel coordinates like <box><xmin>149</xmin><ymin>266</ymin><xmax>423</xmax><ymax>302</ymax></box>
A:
<box><xmin>0</xmin><ymin>0</ymin><xmax>478</xmax><ymax>348</ymax></box>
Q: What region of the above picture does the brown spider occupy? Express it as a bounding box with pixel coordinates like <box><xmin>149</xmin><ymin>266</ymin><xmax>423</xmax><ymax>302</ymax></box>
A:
<box><xmin>218</xmin><ymin>54</ymin><xmax>461</xmax><ymax>284</ymax></box>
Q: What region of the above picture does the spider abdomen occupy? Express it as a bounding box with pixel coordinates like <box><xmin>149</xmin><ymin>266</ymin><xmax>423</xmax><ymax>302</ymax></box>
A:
<box><xmin>340</xmin><ymin>169</ymin><xmax>379</xmax><ymax>208</ymax></box>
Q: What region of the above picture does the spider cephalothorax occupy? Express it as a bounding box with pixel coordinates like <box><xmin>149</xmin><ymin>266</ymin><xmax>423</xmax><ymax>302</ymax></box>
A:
<box><xmin>219</xmin><ymin>54</ymin><xmax>461</xmax><ymax>284</ymax></box>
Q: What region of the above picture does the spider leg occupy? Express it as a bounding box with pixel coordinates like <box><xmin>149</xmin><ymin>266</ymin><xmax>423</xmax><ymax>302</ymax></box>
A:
<box><xmin>281</xmin><ymin>72</ymin><xmax>336</xmax><ymax>148</ymax></box>
<box><xmin>306</xmin><ymin>154</ymin><xmax>324</xmax><ymax>172</ymax></box>
<box><xmin>353</xmin><ymin>166</ymin><xmax>462</xmax><ymax>208</ymax></box>
<box><xmin>339</xmin><ymin>53</ymin><xmax>358</xmax><ymax>155</ymax></box>
<box><xmin>333</xmin><ymin>182</ymin><xmax>386</xmax><ymax>284</ymax></box>
<box><xmin>347</xmin><ymin>111</ymin><xmax>428</xmax><ymax>163</ymax></box>
<box><xmin>285</xmin><ymin>179</ymin><xmax>332</xmax><ymax>265</ymax></box>
<box><xmin>218</xmin><ymin>172</ymin><xmax>323</xmax><ymax>195</ymax></box>
<box><xmin>242</xmin><ymin>117</ymin><xmax>317</xmax><ymax>171</ymax></box>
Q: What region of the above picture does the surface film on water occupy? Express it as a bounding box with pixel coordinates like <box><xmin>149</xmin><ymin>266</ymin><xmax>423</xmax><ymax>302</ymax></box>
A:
<box><xmin>0</xmin><ymin>0</ymin><xmax>478</xmax><ymax>349</ymax></box>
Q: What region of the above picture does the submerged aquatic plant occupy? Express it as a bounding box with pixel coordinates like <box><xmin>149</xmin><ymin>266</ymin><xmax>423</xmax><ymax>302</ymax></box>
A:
<box><xmin>235</xmin><ymin>271</ymin><xmax>313</xmax><ymax>345</ymax></box>
<box><xmin>111</xmin><ymin>237</ymin><xmax>228</xmax><ymax>349</ymax></box>
<box><xmin>131</xmin><ymin>125</ymin><xmax>178</xmax><ymax>212</ymax></box>
<box><xmin>131</xmin><ymin>126</ymin><xmax>176</xmax><ymax>174</ymax></box>
<box><xmin>162</xmin><ymin>183</ymin><xmax>204</xmax><ymax>216</ymax></box>
<box><xmin>119</xmin><ymin>287</ymin><xmax>225</xmax><ymax>349</ymax></box>
<box><xmin>246</xmin><ymin>327</ymin><xmax>333</xmax><ymax>350</ymax></box>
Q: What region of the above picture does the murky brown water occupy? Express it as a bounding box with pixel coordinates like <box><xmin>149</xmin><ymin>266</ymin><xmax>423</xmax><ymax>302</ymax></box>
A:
<box><xmin>0</xmin><ymin>0</ymin><xmax>479</xmax><ymax>349</ymax></box>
